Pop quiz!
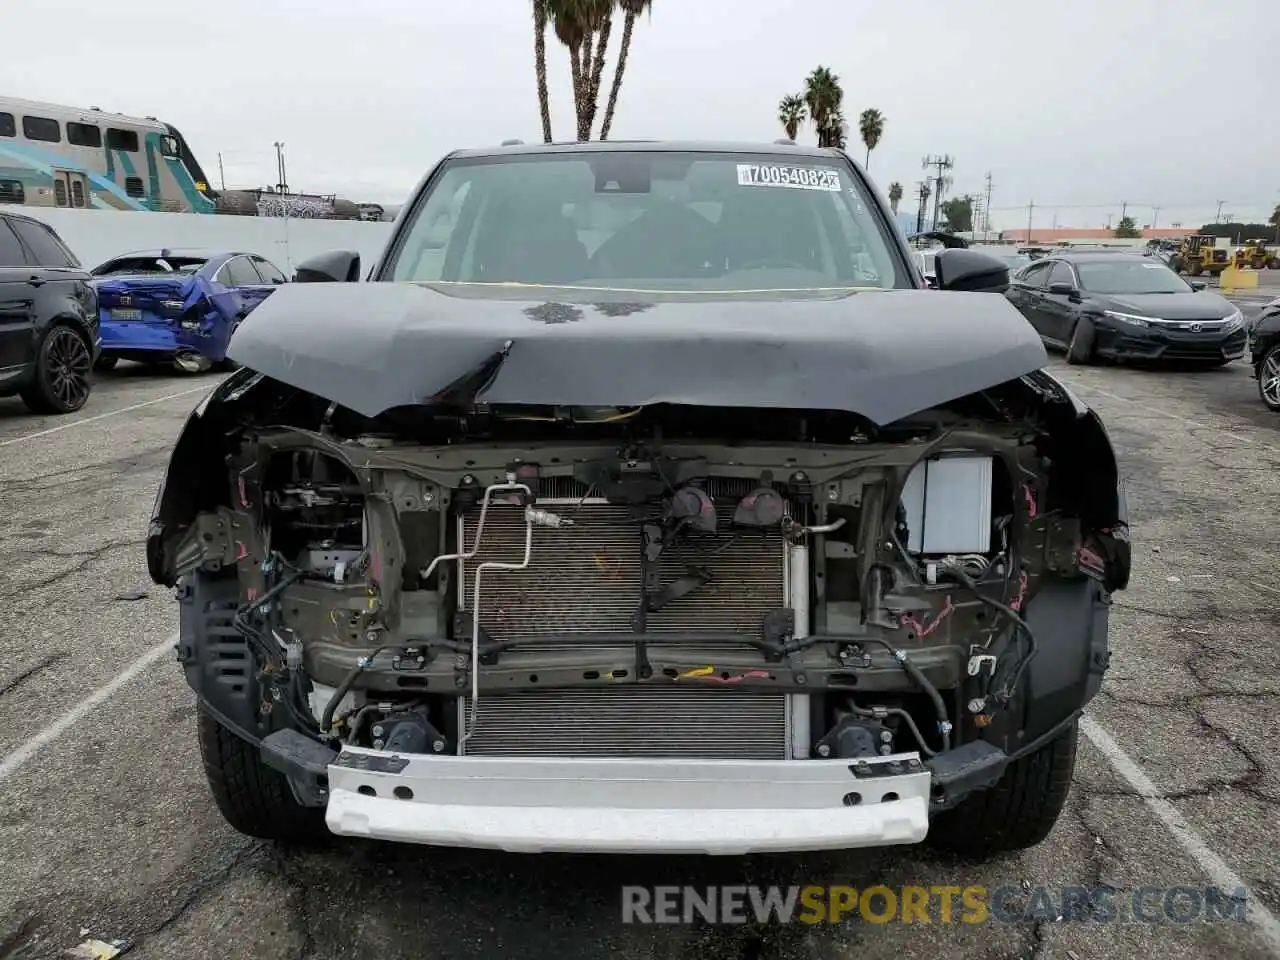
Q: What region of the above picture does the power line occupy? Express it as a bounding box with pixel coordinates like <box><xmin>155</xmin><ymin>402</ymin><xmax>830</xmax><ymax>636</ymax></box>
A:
<box><xmin>981</xmin><ymin>199</ymin><xmax>1275</xmax><ymax>212</ymax></box>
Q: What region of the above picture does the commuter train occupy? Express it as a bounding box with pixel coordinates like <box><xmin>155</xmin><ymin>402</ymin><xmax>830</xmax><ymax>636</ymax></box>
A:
<box><xmin>0</xmin><ymin>96</ymin><xmax>389</xmax><ymax>220</ymax></box>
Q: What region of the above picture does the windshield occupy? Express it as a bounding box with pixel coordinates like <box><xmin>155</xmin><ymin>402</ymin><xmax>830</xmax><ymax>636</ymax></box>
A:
<box><xmin>385</xmin><ymin>151</ymin><xmax>909</xmax><ymax>292</ymax></box>
<box><xmin>93</xmin><ymin>255</ymin><xmax>207</xmax><ymax>277</ymax></box>
<box><xmin>1076</xmin><ymin>258</ymin><xmax>1192</xmax><ymax>294</ymax></box>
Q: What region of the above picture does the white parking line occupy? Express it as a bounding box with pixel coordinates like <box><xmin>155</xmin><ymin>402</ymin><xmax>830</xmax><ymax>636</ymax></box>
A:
<box><xmin>3</xmin><ymin>638</ymin><xmax>1277</xmax><ymax>957</ymax></box>
<box><xmin>1081</xmin><ymin>717</ymin><xmax>1280</xmax><ymax>956</ymax></box>
<box><xmin>0</xmin><ymin>635</ymin><xmax>175</xmax><ymax>782</ymax></box>
<box><xmin>1067</xmin><ymin>382</ymin><xmax>1256</xmax><ymax>444</ymax></box>
<box><xmin>0</xmin><ymin>385</ymin><xmax>210</xmax><ymax>449</ymax></box>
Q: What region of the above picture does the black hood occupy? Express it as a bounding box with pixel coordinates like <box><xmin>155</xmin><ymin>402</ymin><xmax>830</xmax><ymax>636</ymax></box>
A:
<box><xmin>226</xmin><ymin>282</ymin><xmax>1049</xmax><ymax>426</ymax></box>
<box><xmin>1096</xmin><ymin>291</ymin><xmax>1238</xmax><ymax>320</ymax></box>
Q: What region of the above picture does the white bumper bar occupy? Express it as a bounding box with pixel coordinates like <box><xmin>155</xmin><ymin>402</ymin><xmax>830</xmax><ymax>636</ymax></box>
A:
<box><xmin>325</xmin><ymin>749</ymin><xmax>932</xmax><ymax>855</ymax></box>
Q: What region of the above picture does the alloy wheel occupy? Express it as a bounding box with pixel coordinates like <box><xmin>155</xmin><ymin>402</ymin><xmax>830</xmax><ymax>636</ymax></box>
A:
<box><xmin>1261</xmin><ymin>349</ymin><xmax>1280</xmax><ymax>409</ymax></box>
<box><xmin>45</xmin><ymin>327</ymin><xmax>92</xmax><ymax>410</ymax></box>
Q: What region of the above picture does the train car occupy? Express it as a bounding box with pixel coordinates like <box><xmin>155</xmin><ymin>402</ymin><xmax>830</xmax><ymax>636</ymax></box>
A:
<box><xmin>0</xmin><ymin>96</ymin><xmax>218</xmax><ymax>213</ymax></box>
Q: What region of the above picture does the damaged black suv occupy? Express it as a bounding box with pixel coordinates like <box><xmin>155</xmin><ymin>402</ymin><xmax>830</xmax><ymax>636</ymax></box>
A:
<box><xmin>147</xmin><ymin>141</ymin><xmax>1130</xmax><ymax>856</ymax></box>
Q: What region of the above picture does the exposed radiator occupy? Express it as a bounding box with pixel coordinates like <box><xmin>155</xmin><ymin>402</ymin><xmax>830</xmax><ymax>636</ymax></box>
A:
<box><xmin>458</xmin><ymin>481</ymin><xmax>788</xmax><ymax>644</ymax></box>
<box><xmin>460</xmin><ymin>686</ymin><xmax>791</xmax><ymax>759</ymax></box>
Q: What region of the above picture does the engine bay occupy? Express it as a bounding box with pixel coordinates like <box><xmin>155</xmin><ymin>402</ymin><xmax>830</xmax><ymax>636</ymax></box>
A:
<box><xmin>160</xmin><ymin>371</ymin><xmax>1130</xmax><ymax>776</ymax></box>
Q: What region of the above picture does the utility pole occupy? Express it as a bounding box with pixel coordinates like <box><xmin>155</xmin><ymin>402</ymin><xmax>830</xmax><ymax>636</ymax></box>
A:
<box><xmin>1120</xmin><ymin>200</ymin><xmax>1127</xmax><ymax>224</ymax></box>
<box><xmin>273</xmin><ymin>141</ymin><xmax>288</xmax><ymax>195</ymax></box>
<box><xmin>217</xmin><ymin>152</ymin><xmax>226</xmax><ymax>191</ymax></box>
<box><xmin>983</xmin><ymin>172</ymin><xmax>993</xmax><ymax>240</ymax></box>
<box><xmin>1151</xmin><ymin>206</ymin><xmax>1159</xmax><ymax>229</ymax></box>
<box><xmin>1026</xmin><ymin>200</ymin><xmax>1034</xmax><ymax>243</ymax></box>
<box><xmin>1215</xmin><ymin>199</ymin><xmax>1226</xmax><ymax>224</ymax></box>
<box><xmin>922</xmin><ymin>154</ymin><xmax>954</xmax><ymax>232</ymax></box>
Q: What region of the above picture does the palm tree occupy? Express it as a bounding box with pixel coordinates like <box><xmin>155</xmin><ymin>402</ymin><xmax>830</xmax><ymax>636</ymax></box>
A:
<box><xmin>803</xmin><ymin>66</ymin><xmax>842</xmax><ymax>147</ymax></box>
<box><xmin>532</xmin><ymin>0</ymin><xmax>553</xmax><ymax>142</ymax></box>
<box><xmin>549</xmin><ymin>1</ymin><xmax>588</xmax><ymax>139</ymax></box>
<box><xmin>826</xmin><ymin>109</ymin><xmax>848</xmax><ymax>149</ymax></box>
<box><xmin>599</xmin><ymin>0</ymin><xmax>653</xmax><ymax>140</ymax></box>
<box><xmin>858</xmin><ymin>108</ymin><xmax>885</xmax><ymax>169</ymax></box>
<box><xmin>888</xmin><ymin>181</ymin><xmax>903</xmax><ymax>215</ymax></box>
<box><xmin>580</xmin><ymin>0</ymin><xmax>615</xmax><ymax>139</ymax></box>
<box><xmin>777</xmin><ymin>94</ymin><xmax>805</xmax><ymax>141</ymax></box>
<box><xmin>548</xmin><ymin>0</ymin><xmax>613</xmax><ymax>140</ymax></box>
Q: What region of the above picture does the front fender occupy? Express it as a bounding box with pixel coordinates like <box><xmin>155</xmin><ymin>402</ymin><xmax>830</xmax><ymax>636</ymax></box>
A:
<box><xmin>147</xmin><ymin>369</ymin><xmax>261</xmax><ymax>586</ymax></box>
<box><xmin>1024</xmin><ymin>368</ymin><xmax>1130</xmax><ymax>591</ymax></box>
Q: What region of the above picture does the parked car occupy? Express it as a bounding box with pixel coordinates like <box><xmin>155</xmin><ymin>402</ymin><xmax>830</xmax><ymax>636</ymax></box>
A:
<box><xmin>1248</xmin><ymin>296</ymin><xmax>1280</xmax><ymax>411</ymax></box>
<box><xmin>0</xmin><ymin>211</ymin><xmax>100</xmax><ymax>414</ymax></box>
<box><xmin>91</xmin><ymin>249</ymin><xmax>288</xmax><ymax>373</ymax></box>
<box><xmin>146</xmin><ymin>140</ymin><xmax>1130</xmax><ymax>859</ymax></box>
<box><xmin>1005</xmin><ymin>252</ymin><xmax>1246</xmax><ymax>366</ymax></box>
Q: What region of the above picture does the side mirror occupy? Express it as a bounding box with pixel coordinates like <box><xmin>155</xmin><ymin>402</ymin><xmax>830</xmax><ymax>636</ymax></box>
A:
<box><xmin>1047</xmin><ymin>281</ymin><xmax>1078</xmax><ymax>296</ymax></box>
<box><xmin>294</xmin><ymin>250</ymin><xmax>361</xmax><ymax>283</ymax></box>
<box><xmin>934</xmin><ymin>248</ymin><xmax>1010</xmax><ymax>293</ymax></box>
<box><xmin>1189</xmin><ymin>280</ymin><xmax>1206</xmax><ymax>291</ymax></box>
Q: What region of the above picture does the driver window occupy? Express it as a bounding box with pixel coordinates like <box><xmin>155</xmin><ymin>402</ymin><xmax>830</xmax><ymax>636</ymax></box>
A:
<box><xmin>1049</xmin><ymin>262</ymin><xmax>1076</xmax><ymax>288</ymax></box>
<box><xmin>1021</xmin><ymin>262</ymin><xmax>1053</xmax><ymax>288</ymax></box>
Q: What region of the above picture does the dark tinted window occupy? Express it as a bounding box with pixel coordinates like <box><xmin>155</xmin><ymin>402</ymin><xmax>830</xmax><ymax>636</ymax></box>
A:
<box><xmin>106</xmin><ymin>128</ymin><xmax>139</xmax><ymax>152</ymax></box>
<box><xmin>22</xmin><ymin>116</ymin><xmax>61</xmax><ymax>143</ymax></box>
<box><xmin>1048</xmin><ymin>262</ymin><xmax>1076</xmax><ymax>286</ymax></box>
<box><xmin>1019</xmin><ymin>261</ymin><xmax>1053</xmax><ymax>287</ymax></box>
<box><xmin>0</xmin><ymin>180</ymin><xmax>23</xmax><ymax>204</ymax></box>
<box><xmin>0</xmin><ymin>113</ymin><xmax>14</xmax><ymax>138</ymax></box>
<box><xmin>67</xmin><ymin>121</ymin><xmax>102</xmax><ymax>148</ymax></box>
<box><xmin>0</xmin><ymin>219</ymin><xmax>26</xmax><ymax>265</ymax></box>
<box><xmin>124</xmin><ymin>177</ymin><xmax>145</xmax><ymax>198</ymax></box>
<box><xmin>221</xmin><ymin>256</ymin><xmax>264</xmax><ymax>286</ymax></box>
<box><xmin>9</xmin><ymin>218</ymin><xmax>78</xmax><ymax>268</ymax></box>
<box><xmin>252</xmin><ymin>256</ymin><xmax>286</xmax><ymax>283</ymax></box>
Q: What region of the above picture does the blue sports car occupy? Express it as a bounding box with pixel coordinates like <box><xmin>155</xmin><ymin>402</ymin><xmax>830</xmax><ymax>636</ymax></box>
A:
<box><xmin>90</xmin><ymin>248</ymin><xmax>289</xmax><ymax>372</ymax></box>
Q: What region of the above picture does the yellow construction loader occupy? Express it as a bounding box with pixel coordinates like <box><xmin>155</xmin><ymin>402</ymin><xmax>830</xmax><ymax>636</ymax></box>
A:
<box><xmin>1172</xmin><ymin>235</ymin><xmax>1231</xmax><ymax>276</ymax></box>
<box><xmin>1232</xmin><ymin>239</ymin><xmax>1280</xmax><ymax>270</ymax></box>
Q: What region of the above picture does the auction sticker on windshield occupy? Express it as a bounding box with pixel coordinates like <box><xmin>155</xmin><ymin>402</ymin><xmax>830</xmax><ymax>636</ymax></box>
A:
<box><xmin>737</xmin><ymin>164</ymin><xmax>841</xmax><ymax>191</ymax></box>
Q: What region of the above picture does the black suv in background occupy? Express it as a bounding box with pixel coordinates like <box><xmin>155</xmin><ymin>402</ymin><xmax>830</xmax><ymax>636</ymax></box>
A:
<box><xmin>0</xmin><ymin>212</ymin><xmax>99</xmax><ymax>414</ymax></box>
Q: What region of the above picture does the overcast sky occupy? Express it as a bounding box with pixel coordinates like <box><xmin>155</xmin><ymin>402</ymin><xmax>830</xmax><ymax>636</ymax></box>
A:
<box><xmin>3</xmin><ymin>0</ymin><xmax>1275</xmax><ymax>229</ymax></box>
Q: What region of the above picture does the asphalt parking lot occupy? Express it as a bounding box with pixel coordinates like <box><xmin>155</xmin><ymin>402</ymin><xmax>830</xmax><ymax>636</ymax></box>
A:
<box><xmin>1</xmin><ymin>301</ymin><xmax>1279</xmax><ymax>960</ymax></box>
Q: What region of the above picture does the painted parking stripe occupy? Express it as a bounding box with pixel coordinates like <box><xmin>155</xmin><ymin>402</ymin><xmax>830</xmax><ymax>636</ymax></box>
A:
<box><xmin>0</xmin><ymin>385</ymin><xmax>210</xmax><ymax>449</ymax></box>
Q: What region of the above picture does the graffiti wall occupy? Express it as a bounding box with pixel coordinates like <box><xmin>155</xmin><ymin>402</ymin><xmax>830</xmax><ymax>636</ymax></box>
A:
<box><xmin>255</xmin><ymin>193</ymin><xmax>336</xmax><ymax>219</ymax></box>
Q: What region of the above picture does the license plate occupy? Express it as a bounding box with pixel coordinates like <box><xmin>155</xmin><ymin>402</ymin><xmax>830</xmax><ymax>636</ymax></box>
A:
<box><xmin>111</xmin><ymin>308</ymin><xmax>142</xmax><ymax>321</ymax></box>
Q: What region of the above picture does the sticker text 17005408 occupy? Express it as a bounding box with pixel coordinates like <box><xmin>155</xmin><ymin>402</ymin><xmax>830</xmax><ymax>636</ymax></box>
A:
<box><xmin>736</xmin><ymin>164</ymin><xmax>841</xmax><ymax>191</ymax></box>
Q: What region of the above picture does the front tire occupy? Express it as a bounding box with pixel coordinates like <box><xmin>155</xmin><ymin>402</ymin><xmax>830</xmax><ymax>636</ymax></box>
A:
<box><xmin>197</xmin><ymin>709</ymin><xmax>327</xmax><ymax>843</ymax></box>
<box><xmin>1258</xmin><ymin>344</ymin><xmax>1280</xmax><ymax>411</ymax></box>
<box><xmin>1066</xmin><ymin>318</ymin><xmax>1095</xmax><ymax>365</ymax></box>
<box><xmin>19</xmin><ymin>324</ymin><xmax>93</xmax><ymax>414</ymax></box>
<box><xmin>928</xmin><ymin>722</ymin><xmax>1079</xmax><ymax>857</ymax></box>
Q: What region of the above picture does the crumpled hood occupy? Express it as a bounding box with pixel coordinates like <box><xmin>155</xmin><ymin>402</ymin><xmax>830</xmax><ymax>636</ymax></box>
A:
<box><xmin>226</xmin><ymin>282</ymin><xmax>1049</xmax><ymax>426</ymax></box>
